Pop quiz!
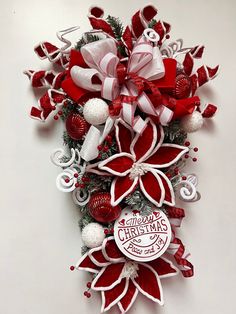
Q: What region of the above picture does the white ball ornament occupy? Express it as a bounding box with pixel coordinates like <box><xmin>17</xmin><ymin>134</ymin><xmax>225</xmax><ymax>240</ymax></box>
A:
<box><xmin>180</xmin><ymin>111</ymin><xmax>204</xmax><ymax>133</ymax></box>
<box><xmin>83</xmin><ymin>98</ymin><xmax>109</xmax><ymax>125</ymax></box>
<box><xmin>81</xmin><ymin>222</ymin><xmax>105</xmax><ymax>248</ymax></box>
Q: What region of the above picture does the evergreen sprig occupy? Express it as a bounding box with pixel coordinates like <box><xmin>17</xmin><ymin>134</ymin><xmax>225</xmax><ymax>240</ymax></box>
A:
<box><xmin>148</xmin><ymin>19</ymin><xmax>157</xmax><ymax>28</ymax></box>
<box><xmin>164</xmin><ymin>120</ymin><xmax>187</xmax><ymax>145</ymax></box>
<box><xmin>75</xmin><ymin>34</ymin><xmax>100</xmax><ymax>50</ymax></box>
<box><xmin>106</xmin><ymin>15</ymin><xmax>124</xmax><ymax>39</ymax></box>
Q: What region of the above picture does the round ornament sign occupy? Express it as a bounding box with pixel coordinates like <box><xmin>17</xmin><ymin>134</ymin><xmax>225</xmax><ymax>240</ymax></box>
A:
<box><xmin>114</xmin><ymin>208</ymin><xmax>172</xmax><ymax>262</ymax></box>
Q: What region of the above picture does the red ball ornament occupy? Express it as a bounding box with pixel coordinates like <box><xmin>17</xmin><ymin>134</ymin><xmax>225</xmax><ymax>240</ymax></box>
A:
<box><xmin>66</xmin><ymin>113</ymin><xmax>89</xmax><ymax>140</ymax></box>
<box><xmin>174</xmin><ymin>74</ymin><xmax>192</xmax><ymax>99</ymax></box>
<box><xmin>88</xmin><ymin>192</ymin><xmax>122</xmax><ymax>223</ymax></box>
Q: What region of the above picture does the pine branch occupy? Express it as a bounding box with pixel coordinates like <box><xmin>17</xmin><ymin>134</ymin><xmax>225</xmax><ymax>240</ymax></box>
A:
<box><xmin>63</xmin><ymin>131</ymin><xmax>83</xmax><ymax>150</ymax></box>
<box><xmin>148</xmin><ymin>19</ymin><xmax>157</xmax><ymax>28</ymax></box>
<box><xmin>75</xmin><ymin>34</ymin><xmax>100</xmax><ymax>50</ymax></box>
<box><xmin>106</xmin><ymin>15</ymin><xmax>124</xmax><ymax>39</ymax></box>
<box><xmin>164</xmin><ymin>121</ymin><xmax>187</xmax><ymax>145</ymax></box>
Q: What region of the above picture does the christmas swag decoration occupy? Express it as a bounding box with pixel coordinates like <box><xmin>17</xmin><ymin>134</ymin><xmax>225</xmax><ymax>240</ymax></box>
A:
<box><xmin>25</xmin><ymin>4</ymin><xmax>219</xmax><ymax>313</ymax></box>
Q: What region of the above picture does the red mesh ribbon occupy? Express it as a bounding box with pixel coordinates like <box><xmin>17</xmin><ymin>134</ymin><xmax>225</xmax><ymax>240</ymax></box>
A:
<box><xmin>167</xmin><ymin>237</ymin><xmax>194</xmax><ymax>278</ymax></box>
<box><xmin>24</xmin><ymin>70</ymin><xmax>66</xmax><ymax>89</ymax></box>
<box><xmin>34</xmin><ymin>42</ymin><xmax>69</xmax><ymax>68</ymax></box>
<box><xmin>30</xmin><ymin>89</ymin><xmax>66</xmax><ymax>121</ymax></box>
<box><xmin>202</xmin><ymin>104</ymin><xmax>217</xmax><ymax>118</ymax></box>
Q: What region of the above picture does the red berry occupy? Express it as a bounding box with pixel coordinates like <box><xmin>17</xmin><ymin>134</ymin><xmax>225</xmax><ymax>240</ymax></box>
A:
<box><xmin>87</xmin><ymin>282</ymin><xmax>92</xmax><ymax>289</ymax></box>
<box><xmin>194</xmin><ymin>147</ymin><xmax>199</xmax><ymax>152</ymax></box>
<box><xmin>70</xmin><ymin>266</ymin><xmax>75</xmax><ymax>271</ymax></box>
<box><xmin>110</xmin><ymin>228</ymin><xmax>114</xmax><ymax>234</ymax></box>
<box><xmin>193</xmin><ymin>157</ymin><xmax>197</xmax><ymax>162</ymax></box>
<box><xmin>166</xmin><ymin>34</ymin><xmax>170</xmax><ymax>39</ymax></box>
<box><xmin>182</xmin><ymin>176</ymin><xmax>187</xmax><ymax>180</ymax></box>
<box><xmin>84</xmin><ymin>291</ymin><xmax>88</xmax><ymax>297</ymax></box>
<box><xmin>166</xmin><ymin>173</ymin><xmax>171</xmax><ymax>178</ymax></box>
<box><xmin>86</xmin><ymin>292</ymin><xmax>91</xmax><ymax>298</ymax></box>
<box><xmin>185</xmin><ymin>141</ymin><xmax>190</xmax><ymax>147</ymax></box>
<box><xmin>54</xmin><ymin>115</ymin><xmax>59</xmax><ymax>120</ymax></box>
<box><xmin>104</xmin><ymin>229</ymin><xmax>109</xmax><ymax>235</ymax></box>
<box><xmin>75</xmin><ymin>183</ymin><xmax>80</xmax><ymax>188</ymax></box>
<box><xmin>97</xmin><ymin>145</ymin><xmax>103</xmax><ymax>151</ymax></box>
<box><xmin>74</xmin><ymin>173</ymin><xmax>79</xmax><ymax>178</ymax></box>
<box><xmin>58</xmin><ymin>110</ymin><xmax>63</xmax><ymax>116</ymax></box>
<box><xmin>106</xmin><ymin>135</ymin><xmax>112</xmax><ymax>142</ymax></box>
<box><xmin>65</xmin><ymin>178</ymin><xmax>70</xmax><ymax>183</ymax></box>
<box><xmin>103</xmin><ymin>146</ymin><xmax>109</xmax><ymax>152</ymax></box>
<box><xmin>52</xmin><ymin>105</ymin><xmax>56</xmax><ymax>111</ymax></box>
<box><xmin>80</xmin><ymin>183</ymin><xmax>85</xmax><ymax>189</ymax></box>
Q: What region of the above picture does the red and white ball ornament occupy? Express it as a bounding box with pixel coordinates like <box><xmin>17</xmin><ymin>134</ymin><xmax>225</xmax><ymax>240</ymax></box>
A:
<box><xmin>66</xmin><ymin>113</ymin><xmax>89</xmax><ymax>140</ymax></box>
<box><xmin>88</xmin><ymin>192</ymin><xmax>122</xmax><ymax>223</ymax></box>
<box><xmin>174</xmin><ymin>73</ymin><xmax>192</xmax><ymax>99</ymax></box>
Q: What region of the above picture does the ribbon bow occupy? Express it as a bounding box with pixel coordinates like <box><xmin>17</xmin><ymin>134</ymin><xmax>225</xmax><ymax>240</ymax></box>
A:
<box><xmin>71</xmin><ymin>36</ymin><xmax>173</xmax><ymax>133</ymax></box>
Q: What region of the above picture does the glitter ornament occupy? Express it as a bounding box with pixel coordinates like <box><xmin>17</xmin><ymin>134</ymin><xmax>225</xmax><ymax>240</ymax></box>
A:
<box><xmin>174</xmin><ymin>73</ymin><xmax>191</xmax><ymax>99</ymax></box>
<box><xmin>66</xmin><ymin>113</ymin><xmax>89</xmax><ymax>140</ymax></box>
<box><xmin>88</xmin><ymin>192</ymin><xmax>122</xmax><ymax>223</ymax></box>
<box><xmin>83</xmin><ymin>98</ymin><xmax>109</xmax><ymax>125</ymax></box>
<box><xmin>81</xmin><ymin>223</ymin><xmax>105</xmax><ymax>248</ymax></box>
<box><xmin>180</xmin><ymin>111</ymin><xmax>204</xmax><ymax>133</ymax></box>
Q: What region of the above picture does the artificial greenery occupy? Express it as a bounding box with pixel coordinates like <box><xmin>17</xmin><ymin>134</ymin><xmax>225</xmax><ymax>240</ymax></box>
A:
<box><xmin>164</xmin><ymin>120</ymin><xmax>187</xmax><ymax>145</ymax></box>
<box><xmin>106</xmin><ymin>15</ymin><xmax>124</xmax><ymax>39</ymax></box>
<box><xmin>148</xmin><ymin>19</ymin><xmax>157</xmax><ymax>28</ymax></box>
<box><xmin>75</xmin><ymin>34</ymin><xmax>101</xmax><ymax>50</ymax></box>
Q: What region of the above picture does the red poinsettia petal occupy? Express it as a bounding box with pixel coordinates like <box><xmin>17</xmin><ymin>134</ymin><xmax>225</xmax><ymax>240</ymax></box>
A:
<box><xmin>132</xmin><ymin>263</ymin><xmax>163</xmax><ymax>304</ymax></box>
<box><xmin>139</xmin><ymin>170</ymin><xmax>165</xmax><ymax>207</ymax></box>
<box><xmin>115</xmin><ymin>119</ymin><xmax>134</xmax><ymax>154</ymax></box>
<box><xmin>130</xmin><ymin>118</ymin><xmax>157</xmax><ymax>162</ymax></box>
<box><xmin>101</xmin><ymin>278</ymin><xmax>129</xmax><ymax>312</ymax></box>
<box><xmin>99</xmin><ymin>153</ymin><xmax>134</xmax><ymax>176</ymax></box>
<box><xmin>144</xmin><ymin>144</ymin><xmax>188</xmax><ymax>168</ymax></box>
<box><xmin>111</xmin><ymin>175</ymin><xmax>138</xmax><ymax>206</ymax></box>
<box><xmin>118</xmin><ymin>280</ymin><xmax>138</xmax><ymax>313</ymax></box>
<box><xmin>89</xmin><ymin>246</ymin><xmax>111</xmax><ymax>267</ymax></box>
<box><xmin>156</xmin><ymin>170</ymin><xmax>175</xmax><ymax>206</ymax></box>
<box><xmin>91</xmin><ymin>263</ymin><xmax>125</xmax><ymax>291</ymax></box>
<box><xmin>102</xmin><ymin>237</ymin><xmax>125</xmax><ymax>262</ymax></box>
<box><xmin>147</xmin><ymin>257</ymin><xmax>178</xmax><ymax>278</ymax></box>
<box><xmin>76</xmin><ymin>253</ymin><xmax>101</xmax><ymax>273</ymax></box>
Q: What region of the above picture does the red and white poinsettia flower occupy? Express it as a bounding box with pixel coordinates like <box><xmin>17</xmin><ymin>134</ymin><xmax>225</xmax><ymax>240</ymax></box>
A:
<box><xmin>98</xmin><ymin>118</ymin><xmax>189</xmax><ymax>207</ymax></box>
<box><xmin>76</xmin><ymin>236</ymin><xmax>178</xmax><ymax>313</ymax></box>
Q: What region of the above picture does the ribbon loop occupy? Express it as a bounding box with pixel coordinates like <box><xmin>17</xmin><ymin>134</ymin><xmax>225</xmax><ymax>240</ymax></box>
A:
<box><xmin>70</xmin><ymin>34</ymin><xmax>172</xmax><ymax>133</ymax></box>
